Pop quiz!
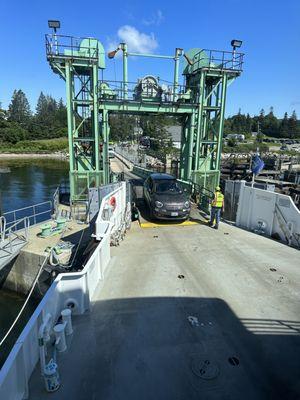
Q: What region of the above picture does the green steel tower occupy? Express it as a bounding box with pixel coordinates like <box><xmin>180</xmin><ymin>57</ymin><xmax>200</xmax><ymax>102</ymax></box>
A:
<box><xmin>46</xmin><ymin>35</ymin><xmax>108</xmax><ymax>201</ymax></box>
<box><xmin>46</xmin><ymin>29</ymin><xmax>243</xmax><ymax>203</ymax></box>
<box><xmin>180</xmin><ymin>48</ymin><xmax>241</xmax><ymax>190</ymax></box>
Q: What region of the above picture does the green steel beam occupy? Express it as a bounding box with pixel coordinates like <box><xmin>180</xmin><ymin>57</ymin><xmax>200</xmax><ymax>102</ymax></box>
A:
<box><xmin>187</xmin><ymin>112</ymin><xmax>196</xmax><ymax>180</ymax></box>
<box><xmin>101</xmin><ymin>109</ymin><xmax>110</xmax><ymax>184</ymax></box>
<box><xmin>92</xmin><ymin>64</ymin><xmax>100</xmax><ymax>171</ymax></box>
<box><xmin>127</xmin><ymin>52</ymin><xmax>174</xmax><ymax>59</ymax></box>
<box><xmin>98</xmin><ymin>102</ymin><xmax>195</xmax><ymax>114</ymax></box>
<box><xmin>65</xmin><ymin>61</ymin><xmax>75</xmax><ymax>172</ymax></box>
<box><xmin>215</xmin><ymin>73</ymin><xmax>228</xmax><ymax>173</ymax></box>
<box><xmin>180</xmin><ymin>116</ymin><xmax>189</xmax><ymax>179</ymax></box>
<box><xmin>194</xmin><ymin>71</ymin><xmax>205</xmax><ymax>170</ymax></box>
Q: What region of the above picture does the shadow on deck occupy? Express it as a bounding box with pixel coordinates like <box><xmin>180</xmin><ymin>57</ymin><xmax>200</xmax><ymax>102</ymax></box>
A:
<box><xmin>29</xmin><ymin>297</ymin><xmax>300</xmax><ymax>400</ymax></box>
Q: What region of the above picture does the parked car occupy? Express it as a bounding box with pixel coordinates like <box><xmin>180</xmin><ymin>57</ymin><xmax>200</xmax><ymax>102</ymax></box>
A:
<box><xmin>108</xmin><ymin>145</ymin><xmax>115</xmax><ymax>158</ymax></box>
<box><xmin>143</xmin><ymin>173</ymin><xmax>191</xmax><ymax>220</ymax></box>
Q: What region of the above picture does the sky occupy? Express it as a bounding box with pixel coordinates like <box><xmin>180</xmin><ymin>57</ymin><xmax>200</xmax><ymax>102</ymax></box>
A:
<box><xmin>1</xmin><ymin>0</ymin><xmax>299</xmax><ymax>117</ymax></box>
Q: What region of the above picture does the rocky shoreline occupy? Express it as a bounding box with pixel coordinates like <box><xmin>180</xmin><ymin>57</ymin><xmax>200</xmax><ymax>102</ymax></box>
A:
<box><xmin>0</xmin><ymin>152</ymin><xmax>67</xmax><ymax>159</ymax></box>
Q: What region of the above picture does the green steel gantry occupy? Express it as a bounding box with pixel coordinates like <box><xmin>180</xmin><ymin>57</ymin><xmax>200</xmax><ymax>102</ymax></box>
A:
<box><xmin>45</xmin><ymin>33</ymin><xmax>243</xmax><ymax>202</ymax></box>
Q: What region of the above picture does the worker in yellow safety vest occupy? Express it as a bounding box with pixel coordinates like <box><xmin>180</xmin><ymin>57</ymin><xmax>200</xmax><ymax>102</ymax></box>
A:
<box><xmin>209</xmin><ymin>186</ymin><xmax>224</xmax><ymax>230</ymax></box>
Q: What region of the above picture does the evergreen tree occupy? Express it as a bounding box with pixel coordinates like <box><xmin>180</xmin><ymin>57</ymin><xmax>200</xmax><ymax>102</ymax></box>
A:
<box><xmin>35</xmin><ymin>92</ymin><xmax>48</xmax><ymax>121</ymax></box>
<box><xmin>8</xmin><ymin>90</ymin><xmax>31</xmax><ymax>123</ymax></box>
<box><xmin>34</xmin><ymin>93</ymin><xmax>64</xmax><ymax>138</ymax></box>
<box><xmin>261</xmin><ymin>107</ymin><xmax>279</xmax><ymax>137</ymax></box>
<box><xmin>140</xmin><ymin>115</ymin><xmax>172</xmax><ymax>152</ymax></box>
<box><xmin>226</xmin><ymin>111</ymin><xmax>251</xmax><ymax>135</ymax></box>
<box><xmin>109</xmin><ymin>114</ymin><xmax>136</xmax><ymax>142</ymax></box>
<box><xmin>279</xmin><ymin>112</ymin><xmax>289</xmax><ymax>138</ymax></box>
<box><xmin>46</xmin><ymin>95</ymin><xmax>57</xmax><ymax>116</ymax></box>
<box><xmin>287</xmin><ymin>110</ymin><xmax>298</xmax><ymax>138</ymax></box>
<box><xmin>259</xmin><ymin>108</ymin><xmax>265</xmax><ymax>119</ymax></box>
<box><xmin>56</xmin><ymin>98</ymin><xmax>67</xmax><ymax>127</ymax></box>
<box><xmin>246</xmin><ymin>113</ymin><xmax>252</xmax><ymax>134</ymax></box>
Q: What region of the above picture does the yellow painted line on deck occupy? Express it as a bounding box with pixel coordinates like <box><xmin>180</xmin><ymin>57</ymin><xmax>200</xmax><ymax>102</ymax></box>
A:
<box><xmin>140</xmin><ymin>220</ymin><xmax>200</xmax><ymax>228</ymax></box>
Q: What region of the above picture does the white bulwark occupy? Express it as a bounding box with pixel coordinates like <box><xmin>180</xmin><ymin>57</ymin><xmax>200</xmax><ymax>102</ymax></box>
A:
<box><xmin>236</xmin><ymin>181</ymin><xmax>300</xmax><ymax>248</ymax></box>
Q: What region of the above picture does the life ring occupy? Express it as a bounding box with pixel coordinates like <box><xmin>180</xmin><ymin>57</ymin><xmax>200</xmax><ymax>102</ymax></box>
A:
<box><xmin>109</xmin><ymin>196</ymin><xmax>116</xmax><ymax>210</ymax></box>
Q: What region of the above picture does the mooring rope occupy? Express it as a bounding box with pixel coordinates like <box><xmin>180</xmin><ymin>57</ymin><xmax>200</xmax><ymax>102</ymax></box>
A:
<box><xmin>0</xmin><ymin>256</ymin><xmax>48</xmax><ymax>347</ymax></box>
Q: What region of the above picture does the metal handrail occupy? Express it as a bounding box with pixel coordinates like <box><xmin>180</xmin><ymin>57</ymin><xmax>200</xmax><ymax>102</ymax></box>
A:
<box><xmin>192</xmin><ymin>48</ymin><xmax>244</xmax><ymax>72</ymax></box>
<box><xmin>98</xmin><ymin>79</ymin><xmax>196</xmax><ymax>103</ymax></box>
<box><xmin>45</xmin><ymin>34</ymin><xmax>100</xmax><ymax>60</ymax></box>
<box><xmin>189</xmin><ymin>180</ymin><xmax>215</xmax><ymax>199</ymax></box>
<box><xmin>3</xmin><ymin>201</ymin><xmax>52</xmax><ymax>228</ymax></box>
<box><xmin>275</xmin><ymin>203</ymin><xmax>300</xmax><ymax>248</ymax></box>
<box><xmin>0</xmin><ymin>216</ymin><xmax>6</xmax><ymax>243</ymax></box>
<box><xmin>0</xmin><ymin>217</ymin><xmax>30</xmax><ymax>255</ymax></box>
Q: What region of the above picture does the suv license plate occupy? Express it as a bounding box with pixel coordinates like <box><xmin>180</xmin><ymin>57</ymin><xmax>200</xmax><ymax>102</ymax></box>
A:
<box><xmin>171</xmin><ymin>212</ymin><xmax>178</xmax><ymax>216</ymax></box>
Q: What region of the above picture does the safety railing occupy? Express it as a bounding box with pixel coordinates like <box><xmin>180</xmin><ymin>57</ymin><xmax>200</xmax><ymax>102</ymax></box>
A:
<box><xmin>192</xmin><ymin>49</ymin><xmax>244</xmax><ymax>72</ymax></box>
<box><xmin>45</xmin><ymin>34</ymin><xmax>100</xmax><ymax>60</ymax></box>
<box><xmin>0</xmin><ymin>217</ymin><xmax>30</xmax><ymax>255</ymax></box>
<box><xmin>0</xmin><ymin>182</ymin><xmax>129</xmax><ymax>399</ymax></box>
<box><xmin>98</xmin><ymin>80</ymin><xmax>195</xmax><ymax>103</ymax></box>
<box><xmin>53</xmin><ymin>181</ymin><xmax>71</xmax><ymax>217</ymax></box>
<box><xmin>3</xmin><ymin>201</ymin><xmax>52</xmax><ymax>229</ymax></box>
<box><xmin>70</xmin><ymin>171</ymin><xmax>104</xmax><ymax>201</ymax></box>
<box><xmin>0</xmin><ymin>216</ymin><xmax>6</xmax><ymax>243</ymax></box>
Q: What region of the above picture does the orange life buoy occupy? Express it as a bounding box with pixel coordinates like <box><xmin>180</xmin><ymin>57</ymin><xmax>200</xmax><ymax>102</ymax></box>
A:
<box><xmin>109</xmin><ymin>196</ymin><xmax>116</xmax><ymax>210</ymax></box>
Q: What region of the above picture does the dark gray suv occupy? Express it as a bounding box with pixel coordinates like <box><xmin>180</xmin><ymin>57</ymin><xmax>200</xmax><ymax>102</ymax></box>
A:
<box><xmin>143</xmin><ymin>173</ymin><xmax>191</xmax><ymax>220</ymax></box>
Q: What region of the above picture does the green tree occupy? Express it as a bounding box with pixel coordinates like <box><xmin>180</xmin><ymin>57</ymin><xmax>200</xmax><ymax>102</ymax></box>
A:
<box><xmin>261</xmin><ymin>107</ymin><xmax>279</xmax><ymax>137</ymax></box>
<box><xmin>256</xmin><ymin>132</ymin><xmax>264</xmax><ymax>143</ymax></box>
<box><xmin>56</xmin><ymin>98</ymin><xmax>67</xmax><ymax>127</ymax></box>
<box><xmin>35</xmin><ymin>92</ymin><xmax>48</xmax><ymax>121</ymax></box>
<box><xmin>33</xmin><ymin>92</ymin><xmax>66</xmax><ymax>139</ymax></box>
<box><xmin>279</xmin><ymin>112</ymin><xmax>289</xmax><ymax>138</ymax></box>
<box><xmin>225</xmin><ymin>110</ymin><xmax>252</xmax><ymax>135</ymax></box>
<box><xmin>0</xmin><ymin>120</ymin><xmax>27</xmax><ymax>143</ymax></box>
<box><xmin>8</xmin><ymin>90</ymin><xmax>31</xmax><ymax>123</ymax></box>
<box><xmin>287</xmin><ymin>110</ymin><xmax>299</xmax><ymax>138</ymax></box>
<box><xmin>140</xmin><ymin>115</ymin><xmax>172</xmax><ymax>152</ymax></box>
<box><xmin>109</xmin><ymin>114</ymin><xmax>135</xmax><ymax>142</ymax></box>
<box><xmin>259</xmin><ymin>108</ymin><xmax>265</xmax><ymax>121</ymax></box>
<box><xmin>245</xmin><ymin>113</ymin><xmax>252</xmax><ymax>135</ymax></box>
<box><xmin>227</xmin><ymin>137</ymin><xmax>237</xmax><ymax>147</ymax></box>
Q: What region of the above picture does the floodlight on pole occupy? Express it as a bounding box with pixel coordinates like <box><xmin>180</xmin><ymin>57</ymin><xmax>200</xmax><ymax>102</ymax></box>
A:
<box><xmin>48</xmin><ymin>20</ymin><xmax>60</xmax><ymax>33</ymax></box>
<box><xmin>230</xmin><ymin>39</ymin><xmax>242</xmax><ymax>50</ymax></box>
<box><xmin>231</xmin><ymin>39</ymin><xmax>242</xmax><ymax>69</ymax></box>
<box><xmin>48</xmin><ymin>20</ymin><xmax>61</xmax><ymax>55</ymax></box>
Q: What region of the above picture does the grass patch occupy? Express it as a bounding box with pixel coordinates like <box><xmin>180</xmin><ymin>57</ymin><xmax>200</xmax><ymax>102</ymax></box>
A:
<box><xmin>223</xmin><ymin>142</ymin><xmax>269</xmax><ymax>153</ymax></box>
<box><xmin>0</xmin><ymin>138</ymin><xmax>68</xmax><ymax>153</ymax></box>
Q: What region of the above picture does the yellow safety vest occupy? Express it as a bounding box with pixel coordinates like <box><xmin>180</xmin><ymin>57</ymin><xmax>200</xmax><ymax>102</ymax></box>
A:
<box><xmin>212</xmin><ymin>192</ymin><xmax>224</xmax><ymax>208</ymax></box>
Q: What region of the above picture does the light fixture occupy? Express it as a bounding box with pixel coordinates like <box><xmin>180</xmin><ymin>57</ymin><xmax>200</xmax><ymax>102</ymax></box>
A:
<box><xmin>231</xmin><ymin>39</ymin><xmax>242</xmax><ymax>49</ymax></box>
<box><xmin>108</xmin><ymin>47</ymin><xmax>120</xmax><ymax>59</ymax></box>
<box><xmin>48</xmin><ymin>20</ymin><xmax>60</xmax><ymax>33</ymax></box>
